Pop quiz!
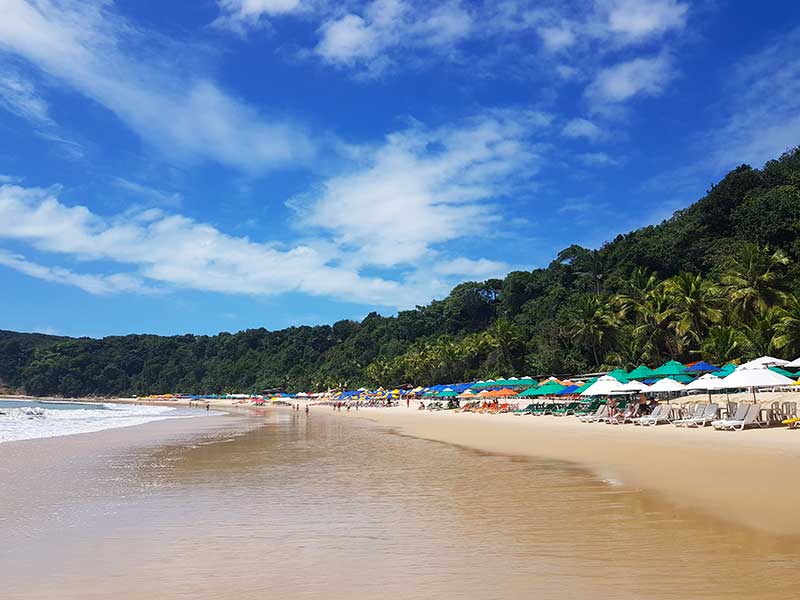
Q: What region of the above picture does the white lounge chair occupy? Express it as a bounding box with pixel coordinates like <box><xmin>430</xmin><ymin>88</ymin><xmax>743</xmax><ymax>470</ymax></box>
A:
<box><xmin>684</xmin><ymin>404</ymin><xmax>719</xmax><ymax>428</ymax></box>
<box><xmin>712</xmin><ymin>403</ymin><xmax>748</xmax><ymax>430</ymax></box>
<box><xmin>633</xmin><ymin>404</ymin><xmax>670</xmax><ymax>426</ymax></box>
<box><xmin>607</xmin><ymin>404</ymin><xmax>640</xmax><ymax>425</ymax></box>
<box><xmin>718</xmin><ymin>404</ymin><xmax>764</xmax><ymax>431</ymax></box>
<box><xmin>579</xmin><ymin>404</ymin><xmax>608</xmax><ymax>423</ymax></box>
<box><xmin>673</xmin><ymin>404</ymin><xmax>705</xmax><ymax>427</ymax></box>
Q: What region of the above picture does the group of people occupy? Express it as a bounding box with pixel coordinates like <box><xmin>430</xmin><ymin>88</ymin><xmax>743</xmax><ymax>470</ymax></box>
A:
<box><xmin>292</xmin><ymin>403</ymin><xmax>309</xmax><ymax>414</ymax></box>
<box><xmin>606</xmin><ymin>394</ymin><xmax>658</xmax><ymax>419</ymax></box>
<box><xmin>331</xmin><ymin>401</ymin><xmax>360</xmax><ymax>412</ymax></box>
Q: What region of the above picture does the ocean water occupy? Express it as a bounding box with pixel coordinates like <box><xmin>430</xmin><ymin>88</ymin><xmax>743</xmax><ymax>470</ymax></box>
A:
<box><xmin>1</xmin><ymin>408</ymin><xmax>798</xmax><ymax>600</ymax></box>
<box><xmin>0</xmin><ymin>399</ymin><xmax>211</xmax><ymax>443</ymax></box>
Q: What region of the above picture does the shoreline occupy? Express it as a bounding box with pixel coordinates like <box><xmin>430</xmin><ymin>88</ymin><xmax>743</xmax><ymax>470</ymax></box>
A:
<box><xmin>343</xmin><ymin>405</ymin><xmax>800</xmax><ymax>538</ymax></box>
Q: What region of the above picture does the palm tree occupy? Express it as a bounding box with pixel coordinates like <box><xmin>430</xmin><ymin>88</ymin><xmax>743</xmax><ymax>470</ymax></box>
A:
<box><xmin>721</xmin><ymin>243</ymin><xmax>788</xmax><ymax>320</ymax></box>
<box><xmin>568</xmin><ymin>295</ymin><xmax>615</xmax><ymax>367</ymax></box>
<box><xmin>664</xmin><ymin>273</ymin><xmax>723</xmax><ymax>347</ymax></box>
<box><xmin>486</xmin><ymin>318</ymin><xmax>524</xmax><ymax>374</ymax></box>
<box><xmin>776</xmin><ymin>294</ymin><xmax>800</xmax><ymax>357</ymax></box>
<box><xmin>701</xmin><ymin>326</ymin><xmax>747</xmax><ymax>365</ymax></box>
<box><xmin>604</xmin><ymin>326</ymin><xmax>651</xmax><ymax>370</ymax></box>
<box><xmin>742</xmin><ymin>307</ymin><xmax>782</xmax><ymax>357</ymax></box>
<box><xmin>631</xmin><ymin>285</ymin><xmax>675</xmax><ymax>361</ymax></box>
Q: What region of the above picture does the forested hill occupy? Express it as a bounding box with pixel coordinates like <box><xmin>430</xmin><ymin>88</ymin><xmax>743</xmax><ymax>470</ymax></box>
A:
<box><xmin>3</xmin><ymin>148</ymin><xmax>800</xmax><ymax>397</ymax></box>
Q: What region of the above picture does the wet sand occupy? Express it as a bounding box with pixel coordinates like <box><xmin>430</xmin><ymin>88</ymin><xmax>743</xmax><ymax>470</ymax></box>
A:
<box><xmin>348</xmin><ymin>405</ymin><xmax>800</xmax><ymax>537</ymax></box>
<box><xmin>1</xmin><ymin>406</ymin><xmax>799</xmax><ymax>599</ymax></box>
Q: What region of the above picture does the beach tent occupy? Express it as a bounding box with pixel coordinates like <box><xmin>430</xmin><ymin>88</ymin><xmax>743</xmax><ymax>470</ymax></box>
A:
<box><xmin>684</xmin><ymin>361</ymin><xmax>720</xmax><ymax>373</ymax></box>
<box><xmin>737</xmin><ymin>356</ymin><xmax>790</xmax><ymax>370</ymax></box>
<box><xmin>627</xmin><ymin>365</ymin><xmax>656</xmax><ymax>380</ymax></box>
<box><xmin>580</xmin><ymin>375</ymin><xmax>622</xmax><ymax>396</ymax></box>
<box><xmin>648</xmin><ymin>378</ymin><xmax>685</xmax><ymax>393</ymax></box>
<box><xmin>719</xmin><ymin>368</ymin><xmax>795</xmax><ymax>390</ymax></box>
<box><xmin>652</xmin><ymin>360</ymin><xmax>686</xmax><ymax>378</ymax></box>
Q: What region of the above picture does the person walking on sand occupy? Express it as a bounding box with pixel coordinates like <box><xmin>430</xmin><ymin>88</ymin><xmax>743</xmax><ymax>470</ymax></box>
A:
<box><xmin>305</xmin><ymin>405</ymin><xmax>309</xmax><ymax>415</ymax></box>
<box><xmin>406</xmin><ymin>397</ymin><xmax>410</xmax><ymax>409</ymax></box>
<box><xmin>206</xmin><ymin>403</ymin><xmax>210</xmax><ymax>411</ymax></box>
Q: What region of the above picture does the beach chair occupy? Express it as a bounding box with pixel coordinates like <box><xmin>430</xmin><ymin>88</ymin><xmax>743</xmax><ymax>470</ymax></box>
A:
<box><xmin>579</xmin><ymin>404</ymin><xmax>608</xmax><ymax>423</ymax></box>
<box><xmin>574</xmin><ymin>400</ymin><xmax>600</xmax><ymax>416</ymax></box>
<box><xmin>716</xmin><ymin>403</ymin><xmax>764</xmax><ymax>431</ymax></box>
<box><xmin>673</xmin><ymin>403</ymin><xmax>705</xmax><ymax>427</ymax></box>
<box><xmin>633</xmin><ymin>404</ymin><xmax>671</xmax><ymax>426</ymax></box>
<box><xmin>607</xmin><ymin>403</ymin><xmax>639</xmax><ymax>425</ymax></box>
<box><xmin>725</xmin><ymin>402</ymin><xmax>738</xmax><ymax>419</ymax></box>
<box><xmin>712</xmin><ymin>403</ymin><xmax>748</xmax><ymax>430</ymax></box>
<box><xmin>683</xmin><ymin>404</ymin><xmax>719</xmax><ymax>428</ymax></box>
<box><xmin>552</xmin><ymin>402</ymin><xmax>580</xmax><ymax>416</ymax></box>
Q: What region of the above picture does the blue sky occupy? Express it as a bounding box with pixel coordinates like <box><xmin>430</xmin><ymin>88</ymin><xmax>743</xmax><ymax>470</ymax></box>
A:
<box><xmin>1</xmin><ymin>0</ymin><xmax>800</xmax><ymax>338</ymax></box>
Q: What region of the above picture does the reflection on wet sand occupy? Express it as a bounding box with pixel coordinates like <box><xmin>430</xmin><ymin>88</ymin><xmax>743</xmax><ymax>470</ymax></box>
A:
<box><xmin>1</xmin><ymin>409</ymin><xmax>798</xmax><ymax>600</ymax></box>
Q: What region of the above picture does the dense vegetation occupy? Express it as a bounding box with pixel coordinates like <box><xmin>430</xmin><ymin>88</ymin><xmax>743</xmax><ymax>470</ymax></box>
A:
<box><xmin>2</xmin><ymin>148</ymin><xmax>800</xmax><ymax>397</ymax></box>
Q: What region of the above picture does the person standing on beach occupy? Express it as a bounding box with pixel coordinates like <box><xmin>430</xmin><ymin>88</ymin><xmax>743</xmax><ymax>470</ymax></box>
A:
<box><xmin>305</xmin><ymin>405</ymin><xmax>309</xmax><ymax>415</ymax></box>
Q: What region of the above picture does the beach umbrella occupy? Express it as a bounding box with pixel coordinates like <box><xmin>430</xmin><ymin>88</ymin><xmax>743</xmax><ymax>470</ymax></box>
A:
<box><xmin>557</xmin><ymin>384</ymin><xmax>581</xmax><ymax>396</ymax></box>
<box><xmin>685</xmin><ymin>373</ymin><xmax>726</xmax><ymax>391</ymax></box>
<box><xmin>736</xmin><ymin>356</ymin><xmax>790</xmax><ymax>370</ymax></box>
<box><xmin>719</xmin><ymin>367</ymin><xmax>795</xmax><ymax>391</ymax></box>
<box><xmin>683</xmin><ymin>361</ymin><xmax>720</xmax><ymax>373</ymax></box>
<box><xmin>648</xmin><ymin>378</ymin><xmax>685</xmax><ymax>393</ymax></box>
<box><xmin>606</xmin><ymin>369</ymin><xmax>630</xmax><ymax>382</ymax></box>
<box><xmin>768</xmin><ymin>366</ymin><xmax>799</xmax><ymax>379</ymax></box>
<box><xmin>612</xmin><ymin>380</ymin><xmax>651</xmax><ymax>394</ymax></box>
<box><xmin>627</xmin><ymin>365</ymin><xmax>656</xmax><ymax>380</ymax></box>
<box><xmin>580</xmin><ymin>375</ymin><xmax>622</xmax><ymax>396</ymax></box>
<box><xmin>652</xmin><ymin>360</ymin><xmax>686</xmax><ymax>378</ymax></box>
<box><xmin>712</xmin><ymin>363</ymin><xmax>736</xmax><ymax>377</ymax></box>
<box><xmin>785</xmin><ymin>357</ymin><xmax>800</xmax><ymax>368</ymax></box>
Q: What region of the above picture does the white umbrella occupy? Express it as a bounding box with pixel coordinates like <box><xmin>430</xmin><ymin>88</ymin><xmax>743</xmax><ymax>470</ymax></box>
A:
<box><xmin>580</xmin><ymin>375</ymin><xmax>621</xmax><ymax>396</ymax></box>
<box><xmin>611</xmin><ymin>380</ymin><xmax>651</xmax><ymax>395</ymax></box>
<box><xmin>648</xmin><ymin>378</ymin><xmax>685</xmax><ymax>393</ymax></box>
<box><xmin>719</xmin><ymin>368</ymin><xmax>795</xmax><ymax>389</ymax></box>
<box><xmin>736</xmin><ymin>356</ymin><xmax>790</xmax><ymax>370</ymax></box>
<box><xmin>785</xmin><ymin>357</ymin><xmax>800</xmax><ymax>368</ymax></box>
<box><xmin>685</xmin><ymin>373</ymin><xmax>726</xmax><ymax>391</ymax></box>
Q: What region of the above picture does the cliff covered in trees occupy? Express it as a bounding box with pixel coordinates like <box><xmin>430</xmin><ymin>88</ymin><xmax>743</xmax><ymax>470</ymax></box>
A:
<box><xmin>2</xmin><ymin>148</ymin><xmax>800</xmax><ymax>397</ymax></box>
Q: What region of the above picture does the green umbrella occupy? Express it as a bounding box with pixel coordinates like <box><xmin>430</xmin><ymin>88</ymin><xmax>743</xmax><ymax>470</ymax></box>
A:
<box><xmin>529</xmin><ymin>381</ymin><xmax>567</xmax><ymax>396</ymax></box>
<box><xmin>573</xmin><ymin>378</ymin><xmax>598</xmax><ymax>394</ymax></box>
<box><xmin>437</xmin><ymin>389</ymin><xmax>459</xmax><ymax>397</ymax></box>
<box><xmin>769</xmin><ymin>366</ymin><xmax>798</xmax><ymax>379</ymax></box>
<box><xmin>627</xmin><ymin>364</ymin><xmax>656</xmax><ymax>380</ymax></box>
<box><xmin>653</xmin><ymin>360</ymin><xmax>686</xmax><ymax>377</ymax></box>
<box><xmin>712</xmin><ymin>363</ymin><xmax>737</xmax><ymax>377</ymax></box>
<box><xmin>606</xmin><ymin>368</ymin><xmax>630</xmax><ymax>383</ymax></box>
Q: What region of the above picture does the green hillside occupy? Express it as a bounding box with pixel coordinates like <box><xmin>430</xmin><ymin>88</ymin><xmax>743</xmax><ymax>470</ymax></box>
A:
<box><xmin>2</xmin><ymin>148</ymin><xmax>800</xmax><ymax>397</ymax></box>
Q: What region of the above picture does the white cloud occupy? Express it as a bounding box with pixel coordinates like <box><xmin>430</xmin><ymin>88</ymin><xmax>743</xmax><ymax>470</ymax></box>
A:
<box><xmin>432</xmin><ymin>257</ymin><xmax>510</xmax><ymax>278</ymax></box>
<box><xmin>213</xmin><ymin>0</ymin><xmax>308</xmax><ymax>33</ymax></box>
<box><xmin>561</xmin><ymin>117</ymin><xmax>606</xmax><ymax>141</ymax></box>
<box><xmin>0</xmin><ymin>183</ymin><xmax>413</xmax><ymax>305</ymax></box>
<box><xmin>538</xmin><ymin>25</ymin><xmax>576</xmax><ymax>51</ymax></box>
<box><xmin>0</xmin><ymin>0</ymin><xmax>316</xmax><ymax>172</ymax></box>
<box><xmin>707</xmin><ymin>27</ymin><xmax>800</xmax><ymax>170</ymax></box>
<box><xmin>293</xmin><ymin>110</ymin><xmax>549</xmax><ymax>267</ymax></box>
<box><xmin>586</xmin><ymin>54</ymin><xmax>673</xmax><ymax>107</ymax></box>
<box><xmin>111</xmin><ymin>178</ymin><xmax>183</xmax><ymax>208</ymax></box>
<box><xmin>0</xmin><ymin>249</ymin><xmax>152</xmax><ymax>295</ymax></box>
<box><xmin>577</xmin><ymin>151</ymin><xmax>620</xmax><ymax>166</ymax></box>
<box><xmin>0</xmin><ymin>69</ymin><xmax>52</xmax><ymax>126</ymax></box>
<box><xmin>314</xmin><ymin>0</ymin><xmax>472</xmax><ymax>74</ymax></box>
<box><xmin>599</xmin><ymin>0</ymin><xmax>688</xmax><ymax>41</ymax></box>
<box><xmin>0</xmin><ymin>174</ymin><xmax>22</xmax><ymax>183</ymax></box>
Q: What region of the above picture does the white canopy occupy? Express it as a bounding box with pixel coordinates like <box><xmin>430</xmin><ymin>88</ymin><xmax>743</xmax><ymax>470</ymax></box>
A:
<box><xmin>785</xmin><ymin>357</ymin><xmax>800</xmax><ymax>368</ymax></box>
<box><xmin>580</xmin><ymin>375</ymin><xmax>621</xmax><ymax>396</ymax></box>
<box><xmin>648</xmin><ymin>378</ymin><xmax>685</xmax><ymax>392</ymax></box>
<box><xmin>685</xmin><ymin>373</ymin><xmax>726</xmax><ymax>391</ymax></box>
<box><xmin>719</xmin><ymin>367</ymin><xmax>795</xmax><ymax>389</ymax></box>
<box><xmin>736</xmin><ymin>356</ymin><xmax>790</xmax><ymax>370</ymax></box>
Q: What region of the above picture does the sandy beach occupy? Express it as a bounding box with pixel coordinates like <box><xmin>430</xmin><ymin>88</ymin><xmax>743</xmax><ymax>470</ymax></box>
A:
<box><xmin>345</xmin><ymin>398</ymin><xmax>800</xmax><ymax>538</ymax></box>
